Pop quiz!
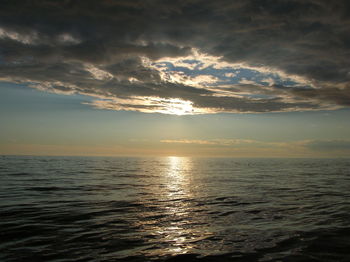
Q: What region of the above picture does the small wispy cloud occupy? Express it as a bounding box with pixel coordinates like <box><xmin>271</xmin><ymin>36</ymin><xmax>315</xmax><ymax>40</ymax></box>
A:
<box><xmin>160</xmin><ymin>139</ymin><xmax>287</xmax><ymax>148</ymax></box>
<box><xmin>161</xmin><ymin>139</ymin><xmax>217</xmax><ymax>145</ymax></box>
<box><xmin>0</xmin><ymin>27</ymin><xmax>38</xmax><ymax>45</ymax></box>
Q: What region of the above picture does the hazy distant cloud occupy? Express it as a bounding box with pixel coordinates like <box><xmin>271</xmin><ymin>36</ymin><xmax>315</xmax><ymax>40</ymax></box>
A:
<box><xmin>161</xmin><ymin>138</ymin><xmax>350</xmax><ymax>154</ymax></box>
<box><xmin>1</xmin><ymin>0</ymin><xmax>350</xmax><ymax>114</ymax></box>
<box><xmin>305</xmin><ymin>140</ymin><xmax>350</xmax><ymax>151</ymax></box>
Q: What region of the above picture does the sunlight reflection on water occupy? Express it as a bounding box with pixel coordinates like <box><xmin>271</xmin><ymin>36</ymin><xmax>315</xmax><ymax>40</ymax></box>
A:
<box><xmin>158</xmin><ymin>157</ymin><xmax>196</xmax><ymax>255</ymax></box>
<box><xmin>132</xmin><ymin>156</ymin><xmax>214</xmax><ymax>257</ymax></box>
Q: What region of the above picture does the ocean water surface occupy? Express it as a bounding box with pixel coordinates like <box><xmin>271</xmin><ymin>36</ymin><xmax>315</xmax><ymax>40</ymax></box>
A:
<box><xmin>0</xmin><ymin>156</ymin><xmax>349</xmax><ymax>261</ymax></box>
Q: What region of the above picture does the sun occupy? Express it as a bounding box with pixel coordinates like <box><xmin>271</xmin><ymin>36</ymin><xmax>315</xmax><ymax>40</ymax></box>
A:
<box><xmin>151</xmin><ymin>98</ymin><xmax>195</xmax><ymax>115</ymax></box>
<box><xmin>165</xmin><ymin>98</ymin><xmax>194</xmax><ymax>115</ymax></box>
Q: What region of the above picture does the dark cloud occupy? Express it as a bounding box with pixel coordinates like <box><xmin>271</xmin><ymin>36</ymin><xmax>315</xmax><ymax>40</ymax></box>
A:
<box><xmin>290</xmin><ymin>85</ymin><xmax>350</xmax><ymax>106</ymax></box>
<box><xmin>0</xmin><ymin>0</ymin><xmax>350</xmax><ymax>113</ymax></box>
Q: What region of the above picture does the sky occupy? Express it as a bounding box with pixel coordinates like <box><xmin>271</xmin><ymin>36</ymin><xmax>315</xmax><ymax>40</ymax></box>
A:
<box><xmin>1</xmin><ymin>0</ymin><xmax>350</xmax><ymax>157</ymax></box>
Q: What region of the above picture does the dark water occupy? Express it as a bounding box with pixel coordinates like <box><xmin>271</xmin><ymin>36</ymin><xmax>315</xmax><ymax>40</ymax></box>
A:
<box><xmin>1</xmin><ymin>156</ymin><xmax>350</xmax><ymax>262</ymax></box>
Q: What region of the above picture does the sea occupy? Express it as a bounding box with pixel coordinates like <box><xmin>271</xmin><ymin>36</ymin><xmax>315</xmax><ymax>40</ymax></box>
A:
<box><xmin>0</xmin><ymin>156</ymin><xmax>349</xmax><ymax>262</ymax></box>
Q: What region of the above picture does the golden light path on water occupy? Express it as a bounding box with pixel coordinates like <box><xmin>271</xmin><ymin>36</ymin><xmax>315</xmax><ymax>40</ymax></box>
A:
<box><xmin>141</xmin><ymin>156</ymin><xmax>211</xmax><ymax>257</ymax></box>
<box><xmin>127</xmin><ymin>156</ymin><xmax>215</xmax><ymax>258</ymax></box>
<box><xmin>159</xmin><ymin>156</ymin><xmax>195</xmax><ymax>254</ymax></box>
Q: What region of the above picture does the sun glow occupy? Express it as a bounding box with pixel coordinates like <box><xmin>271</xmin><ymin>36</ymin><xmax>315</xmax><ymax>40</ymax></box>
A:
<box><xmin>159</xmin><ymin>98</ymin><xmax>194</xmax><ymax>116</ymax></box>
<box><xmin>87</xmin><ymin>96</ymin><xmax>207</xmax><ymax>115</ymax></box>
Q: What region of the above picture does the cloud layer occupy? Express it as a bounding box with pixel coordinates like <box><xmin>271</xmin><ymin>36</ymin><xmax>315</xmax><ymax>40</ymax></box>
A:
<box><xmin>1</xmin><ymin>0</ymin><xmax>350</xmax><ymax>114</ymax></box>
<box><xmin>159</xmin><ymin>138</ymin><xmax>350</xmax><ymax>156</ymax></box>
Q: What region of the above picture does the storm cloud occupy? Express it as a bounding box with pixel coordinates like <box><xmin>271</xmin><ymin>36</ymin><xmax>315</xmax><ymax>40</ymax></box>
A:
<box><xmin>1</xmin><ymin>0</ymin><xmax>350</xmax><ymax>114</ymax></box>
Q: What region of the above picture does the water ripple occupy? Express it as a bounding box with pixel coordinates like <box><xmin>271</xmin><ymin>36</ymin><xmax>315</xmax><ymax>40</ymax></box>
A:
<box><xmin>0</xmin><ymin>156</ymin><xmax>349</xmax><ymax>261</ymax></box>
